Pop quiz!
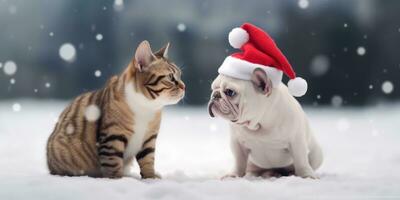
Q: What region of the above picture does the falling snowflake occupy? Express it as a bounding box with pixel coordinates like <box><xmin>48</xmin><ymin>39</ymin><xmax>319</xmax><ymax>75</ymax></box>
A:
<box><xmin>310</xmin><ymin>55</ymin><xmax>330</xmax><ymax>76</ymax></box>
<box><xmin>3</xmin><ymin>61</ymin><xmax>17</xmax><ymax>76</ymax></box>
<box><xmin>45</xmin><ymin>82</ymin><xmax>51</xmax><ymax>88</ymax></box>
<box><xmin>94</xmin><ymin>70</ymin><xmax>102</xmax><ymax>77</ymax></box>
<box><xmin>59</xmin><ymin>43</ymin><xmax>76</xmax><ymax>62</ymax></box>
<box><xmin>177</xmin><ymin>23</ymin><xmax>186</xmax><ymax>32</ymax></box>
<box><xmin>10</xmin><ymin>78</ymin><xmax>15</xmax><ymax>84</ymax></box>
<box><xmin>316</xmin><ymin>95</ymin><xmax>321</xmax><ymax>99</ymax></box>
<box><xmin>368</xmin><ymin>84</ymin><xmax>373</xmax><ymax>90</ymax></box>
<box><xmin>209</xmin><ymin>123</ymin><xmax>218</xmax><ymax>132</ymax></box>
<box><xmin>34</xmin><ymin>89</ymin><xmax>38</xmax><ymax>93</ymax></box>
<box><xmin>381</xmin><ymin>81</ymin><xmax>394</xmax><ymax>94</ymax></box>
<box><xmin>8</xmin><ymin>5</ymin><xmax>17</xmax><ymax>15</ymax></box>
<box><xmin>66</xmin><ymin>124</ymin><xmax>75</xmax><ymax>135</ymax></box>
<box><xmin>298</xmin><ymin>0</ymin><xmax>309</xmax><ymax>9</ymax></box>
<box><xmin>114</xmin><ymin>0</ymin><xmax>124</xmax><ymax>11</ymax></box>
<box><xmin>96</xmin><ymin>34</ymin><xmax>103</xmax><ymax>41</ymax></box>
<box><xmin>336</xmin><ymin>118</ymin><xmax>350</xmax><ymax>132</ymax></box>
<box><xmin>0</xmin><ymin>62</ymin><xmax>3</xmax><ymax>68</ymax></box>
<box><xmin>331</xmin><ymin>95</ymin><xmax>343</xmax><ymax>107</ymax></box>
<box><xmin>12</xmin><ymin>103</ymin><xmax>21</xmax><ymax>112</ymax></box>
<box><xmin>49</xmin><ymin>32</ymin><xmax>54</xmax><ymax>37</ymax></box>
<box><xmin>357</xmin><ymin>46</ymin><xmax>366</xmax><ymax>56</ymax></box>
<box><xmin>343</xmin><ymin>23</ymin><xmax>348</xmax><ymax>28</ymax></box>
<box><xmin>85</xmin><ymin>105</ymin><xmax>101</xmax><ymax>122</ymax></box>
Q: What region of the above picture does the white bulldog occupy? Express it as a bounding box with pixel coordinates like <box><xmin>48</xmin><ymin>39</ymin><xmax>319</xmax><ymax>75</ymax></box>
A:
<box><xmin>208</xmin><ymin>68</ymin><xmax>323</xmax><ymax>179</ymax></box>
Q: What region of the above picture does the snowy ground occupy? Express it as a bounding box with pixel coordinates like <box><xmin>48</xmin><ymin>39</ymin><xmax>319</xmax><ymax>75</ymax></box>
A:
<box><xmin>1</xmin><ymin>100</ymin><xmax>400</xmax><ymax>200</ymax></box>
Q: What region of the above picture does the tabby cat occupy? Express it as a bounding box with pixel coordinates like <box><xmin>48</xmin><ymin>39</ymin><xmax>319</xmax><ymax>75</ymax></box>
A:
<box><xmin>46</xmin><ymin>40</ymin><xmax>185</xmax><ymax>178</ymax></box>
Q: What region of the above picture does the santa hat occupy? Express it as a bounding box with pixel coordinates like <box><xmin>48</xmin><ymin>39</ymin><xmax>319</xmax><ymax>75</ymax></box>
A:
<box><xmin>218</xmin><ymin>23</ymin><xmax>307</xmax><ymax>97</ymax></box>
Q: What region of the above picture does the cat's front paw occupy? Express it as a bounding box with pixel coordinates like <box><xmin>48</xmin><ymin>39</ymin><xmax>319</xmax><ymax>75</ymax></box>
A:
<box><xmin>141</xmin><ymin>172</ymin><xmax>161</xmax><ymax>179</ymax></box>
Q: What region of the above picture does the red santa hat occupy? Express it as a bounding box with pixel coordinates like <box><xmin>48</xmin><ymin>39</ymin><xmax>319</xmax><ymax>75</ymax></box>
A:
<box><xmin>218</xmin><ymin>23</ymin><xmax>307</xmax><ymax>97</ymax></box>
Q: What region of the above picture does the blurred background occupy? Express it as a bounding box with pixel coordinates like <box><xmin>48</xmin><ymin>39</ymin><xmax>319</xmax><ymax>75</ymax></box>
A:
<box><xmin>0</xmin><ymin>0</ymin><xmax>399</xmax><ymax>106</ymax></box>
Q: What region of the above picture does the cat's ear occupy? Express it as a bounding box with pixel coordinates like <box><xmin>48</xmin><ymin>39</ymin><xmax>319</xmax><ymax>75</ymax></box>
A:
<box><xmin>154</xmin><ymin>42</ymin><xmax>170</xmax><ymax>58</ymax></box>
<box><xmin>134</xmin><ymin>40</ymin><xmax>156</xmax><ymax>72</ymax></box>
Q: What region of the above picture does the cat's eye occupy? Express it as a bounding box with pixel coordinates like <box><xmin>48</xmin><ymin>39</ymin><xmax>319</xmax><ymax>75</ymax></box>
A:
<box><xmin>169</xmin><ymin>74</ymin><xmax>175</xmax><ymax>81</ymax></box>
<box><xmin>224</xmin><ymin>89</ymin><xmax>236</xmax><ymax>97</ymax></box>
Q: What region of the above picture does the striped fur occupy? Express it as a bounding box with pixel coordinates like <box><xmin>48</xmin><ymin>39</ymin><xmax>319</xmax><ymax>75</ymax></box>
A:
<box><xmin>46</xmin><ymin>41</ymin><xmax>185</xmax><ymax>178</ymax></box>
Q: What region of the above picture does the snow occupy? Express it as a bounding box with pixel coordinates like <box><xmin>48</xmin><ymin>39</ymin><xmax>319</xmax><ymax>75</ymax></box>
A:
<box><xmin>59</xmin><ymin>43</ymin><xmax>76</xmax><ymax>62</ymax></box>
<box><xmin>357</xmin><ymin>46</ymin><xmax>366</xmax><ymax>56</ymax></box>
<box><xmin>45</xmin><ymin>82</ymin><xmax>51</xmax><ymax>88</ymax></box>
<box><xmin>382</xmin><ymin>81</ymin><xmax>394</xmax><ymax>94</ymax></box>
<box><xmin>369</xmin><ymin>84</ymin><xmax>374</xmax><ymax>90</ymax></box>
<box><xmin>10</xmin><ymin>78</ymin><xmax>16</xmax><ymax>84</ymax></box>
<box><xmin>310</xmin><ymin>54</ymin><xmax>329</xmax><ymax>76</ymax></box>
<box><xmin>298</xmin><ymin>0</ymin><xmax>309</xmax><ymax>9</ymax></box>
<box><xmin>1</xmin><ymin>100</ymin><xmax>400</xmax><ymax>199</ymax></box>
<box><xmin>11</xmin><ymin>102</ymin><xmax>21</xmax><ymax>112</ymax></box>
<box><xmin>84</xmin><ymin>104</ymin><xmax>101</xmax><ymax>122</ymax></box>
<box><xmin>331</xmin><ymin>95</ymin><xmax>343</xmax><ymax>107</ymax></box>
<box><xmin>49</xmin><ymin>32</ymin><xmax>54</xmax><ymax>37</ymax></box>
<box><xmin>3</xmin><ymin>61</ymin><xmax>17</xmax><ymax>76</ymax></box>
<box><xmin>177</xmin><ymin>23</ymin><xmax>187</xmax><ymax>32</ymax></box>
<box><xmin>114</xmin><ymin>0</ymin><xmax>124</xmax><ymax>11</ymax></box>
<box><xmin>94</xmin><ymin>70</ymin><xmax>102</xmax><ymax>77</ymax></box>
<box><xmin>96</xmin><ymin>34</ymin><xmax>103</xmax><ymax>41</ymax></box>
<box><xmin>344</xmin><ymin>23</ymin><xmax>348</xmax><ymax>28</ymax></box>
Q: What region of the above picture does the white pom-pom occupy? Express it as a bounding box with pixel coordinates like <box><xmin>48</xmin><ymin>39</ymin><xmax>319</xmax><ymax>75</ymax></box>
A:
<box><xmin>288</xmin><ymin>77</ymin><xmax>308</xmax><ymax>97</ymax></box>
<box><xmin>228</xmin><ymin>27</ymin><xmax>249</xmax><ymax>49</ymax></box>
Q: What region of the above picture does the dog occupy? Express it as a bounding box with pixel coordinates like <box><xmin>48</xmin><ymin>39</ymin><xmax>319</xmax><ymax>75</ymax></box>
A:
<box><xmin>208</xmin><ymin>68</ymin><xmax>323</xmax><ymax>179</ymax></box>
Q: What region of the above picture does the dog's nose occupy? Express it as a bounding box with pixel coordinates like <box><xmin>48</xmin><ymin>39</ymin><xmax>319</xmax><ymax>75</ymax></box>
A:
<box><xmin>212</xmin><ymin>91</ymin><xmax>221</xmax><ymax>100</ymax></box>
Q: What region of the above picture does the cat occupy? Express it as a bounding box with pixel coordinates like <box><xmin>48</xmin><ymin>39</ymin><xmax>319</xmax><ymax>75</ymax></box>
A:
<box><xmin>46</xmin><ymin>40</ymin><xmax>185</xmax><ymax>178</ymax></box>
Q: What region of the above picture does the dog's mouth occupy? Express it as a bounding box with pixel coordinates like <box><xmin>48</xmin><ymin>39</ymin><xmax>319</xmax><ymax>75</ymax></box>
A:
<box><xmin>208</xmin><ymin>98</ymin><xmax>239</xmax><ymax>122</ymax></box>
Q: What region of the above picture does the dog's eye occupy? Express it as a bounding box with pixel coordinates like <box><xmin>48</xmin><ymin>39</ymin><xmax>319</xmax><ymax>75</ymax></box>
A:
<box><xmin>224</xmin><ymin>89</ymin><xmax>236</xmax><ymax>97</ymax></box>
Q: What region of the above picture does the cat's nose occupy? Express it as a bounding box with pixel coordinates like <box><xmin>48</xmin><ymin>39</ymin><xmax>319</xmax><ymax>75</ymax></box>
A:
<box><xmin>178</xmin><ymin>82</ymin><xmax>185</xmax><ymax>90</ymax></box>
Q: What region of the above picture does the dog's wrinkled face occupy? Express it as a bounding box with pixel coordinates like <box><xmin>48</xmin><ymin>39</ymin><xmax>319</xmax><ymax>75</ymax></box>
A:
<box><xmin>208</xmin><ymin>68</ymin><xmax>273</xmax><ymax>129</ymax></box>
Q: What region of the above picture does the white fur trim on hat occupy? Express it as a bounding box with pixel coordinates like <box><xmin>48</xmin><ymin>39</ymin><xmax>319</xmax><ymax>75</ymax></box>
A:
<box><xmin>288</xmin><ymin>77</ymin><xmax>307</xmax><ymax>97</ymax></box>
<box><xmin>229</xmin><ymin>27</ymin><xmax>249</xmax><ymax>49</ymax></box>
<box><xmin>218</xmin><ymin>56</ymin><xmax>283</xmax><ymax>88</ymax></box>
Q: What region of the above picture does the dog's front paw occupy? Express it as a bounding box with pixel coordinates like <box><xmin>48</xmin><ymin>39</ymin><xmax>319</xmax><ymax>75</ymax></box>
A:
<box><xmin>296</xmin><ymin>168</ymin><xmax>319</xmax><ymax>179</ymax></box>
<box><xmin>221</xmin><ymin>173</ymin><xmax>239</xmax><ymax>180</ymax></box>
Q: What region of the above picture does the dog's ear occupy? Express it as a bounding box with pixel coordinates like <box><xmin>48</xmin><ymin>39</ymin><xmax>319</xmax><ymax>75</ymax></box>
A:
<box><xmin>134</xmin><ymin>40</ymin><xmax>156</xmax><ymax>72</ymax></box>
<box><xmin>251</xmin><ymin>68</ymin><xmax>272</xmax><ymax>95</ymax></box>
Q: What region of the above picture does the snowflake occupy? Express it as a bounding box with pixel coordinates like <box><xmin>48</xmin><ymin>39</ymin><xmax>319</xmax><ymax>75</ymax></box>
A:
<box><xmin>96</xmin><ymin>34</ymin><xmax>103</xmax><ymax>41</ymax></box>
<box><xmin>298</xmin><ymin>0</ymin><xmax>309</xmax><ymax>9</ymax></box>
<box><xmin>45</xmin><ymin>82</ymin><xmax>51</xmax><ymax>88</ymax></box>
<box><xmin>59</xmin><ymin>43</ymin><xmax>76</xmax><ymax>62</ymax></box>
<box><xmin>357</xmin><ymin>46</ymin><xmax>366</xmax><ymax>56</ymax></box>
<box><xmin>331</xmin><ymin>95</ymin><xmax>343</xmax><ymax>107</ymax></box>
<box><xmin>343</xmin><ymin>23</ymin><xmax>348</xmax><ymax>28</ymax></box>
<box><xmin>177</xmin><ymin>23</ymin><xmax>186</xmax><ymax>32</ymax></box>
<box><xmin>3</xmin><ymin>61</ymin><xmax>17</xmax><ymax>76</ymax></box>
<box><xmin>381</xmin><ymin>81</ymin><xmax>394</xmax><ymax>94</ymax></box>
<box><xmin>209</xmin><ymin>123</ymin><xmax>218</xmax><ymax>132</ymax></box>
<box><xmin>368</xmin><ymin>84</ymin><xmax>373</xmax><ymax>90</ymax></box>
<box><xmin>85</xmin><ymin>105</ymin><xmax>101</xmax><ymax>122</ymax></box>
<box><xmin>336</xmin><ymin>118</ymin><xmax>350</xmax><ymax>132</ymax></box>
<box><xmin>49</xmin><ymin>32</ymin><xmax>54</xmax><ymax>37</ymax></box>
<box><xmin>12</xmin><ymin>103</ymin><xmax>21</xmax><ymax>112</ymax></box>
<box><xmin>114</xmin><ymin>0</ymin><xmax>124</xmax><ymax>11</ymax></box>
<box><xmin>310</xmin><ymin>55</ymin><xmax>330</xmax><ymax>76</ymax></box>
<box><xmin>94</xmin><ymin>70</ymin><xmax>102</xmax><ymax>77</ymax></box>
<box><xmin>66</xmin><ymin>124</ymin><xmax>75</xmax><ymax>135</ymax></box>
<box><xmin>10</xmin><ymin>78</ymin><xmax>15</xmax><ymax>84</ymax></box>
